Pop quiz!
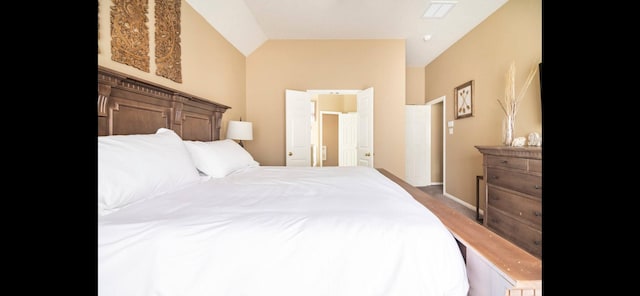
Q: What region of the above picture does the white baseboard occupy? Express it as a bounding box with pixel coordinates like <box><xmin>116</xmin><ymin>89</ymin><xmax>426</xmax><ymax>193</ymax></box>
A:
<box><xmin>443</xmin><ymin>192</ymin><xmax>484</xmax><ymax>216</ymax></box>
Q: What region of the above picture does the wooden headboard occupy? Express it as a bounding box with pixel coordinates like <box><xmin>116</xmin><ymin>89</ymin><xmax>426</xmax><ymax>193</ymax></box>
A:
<box><xmin>98</xmin><ymin>66</ymin><xmax>230</xmax><ymax>140</ymax></box>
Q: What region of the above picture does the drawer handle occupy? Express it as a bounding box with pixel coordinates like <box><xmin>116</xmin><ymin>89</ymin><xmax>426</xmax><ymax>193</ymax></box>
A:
<box><xmin>533</xmin><ymin>240</ymin><xmax>541</xmax><ymax>245</ymax></box>
<box><xmin>500</xmin><ymin>160</ymin><xmax>508</xmax><ymax>164</ymax></box>
<box><xmin>533</xmin><ymin>211</ymin><xmax>542</xmax><ymax>217</ymax></box>
<box><xmin>491</xmin><ymin>175</ymin><xmax>499</xmax><ymax>179</ymax></box>
<box><xmin>534</xmin><ymin>184</ymin><xmax>541</xmax><ymax>189</ymax></box>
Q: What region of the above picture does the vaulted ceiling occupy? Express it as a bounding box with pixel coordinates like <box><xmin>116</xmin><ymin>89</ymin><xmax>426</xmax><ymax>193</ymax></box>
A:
<box><xmin>186</xmin><ymin>0</ymin><xmax>508</xmax><ymax>67</ymax></box>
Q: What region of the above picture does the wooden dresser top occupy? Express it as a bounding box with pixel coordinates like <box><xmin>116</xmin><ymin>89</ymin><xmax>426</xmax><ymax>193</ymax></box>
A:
<box><xmin>475</xmin><ymin>146</ymin><xmax>542</xmax><ymax>159</ymax></box>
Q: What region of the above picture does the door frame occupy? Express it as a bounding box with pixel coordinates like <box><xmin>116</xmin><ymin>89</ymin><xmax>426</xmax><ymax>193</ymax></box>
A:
<box><xmin>307</xmin><ymin>90</ymin><xmax>361</xmax><ymax>96</ymax></box>
<box><xmin>425</xmin><ymin>96</ymin><xmax>446</xmax><ymax>193</ymax></box>
<box><xmin>307</xmin><ymin>89</ymin><xmax>373</xmax><ymax>167</ymax></box>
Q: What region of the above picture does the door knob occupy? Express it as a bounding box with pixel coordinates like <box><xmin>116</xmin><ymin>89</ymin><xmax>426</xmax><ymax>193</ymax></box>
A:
<box><xmin>288</xmin><ymin>152</ymin><xmax>293</xmax><ymax>156</ymax></box>
<box><xmin>365</xmin><ymin>152</ymin><xmax>371</xmax><ymax>157</ymax></box>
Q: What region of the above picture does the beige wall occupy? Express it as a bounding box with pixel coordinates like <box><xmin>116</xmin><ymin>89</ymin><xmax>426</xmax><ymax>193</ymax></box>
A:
<box><xmin>97</xmin><ymin>0</ymin><xmax>247</xmax><ymax>137</ymax></box>
<box><xmin>318</xmin><ymin>94</ymin><xmax>356</xmax><ymax>113</ymax></box>
<box><xmin>246</xmin><ymin>39</ymin><xmax>407</xmax><ymax>178</ymax></box>
<box><xmin>406</xmin><ymin>67</ymin><xmax>426</xmax><ymax>105</ymax></box>
<box><xmin>425</xmin><ymin>0</ymin><xmax>541</xmax><ymax>209</ymax></box>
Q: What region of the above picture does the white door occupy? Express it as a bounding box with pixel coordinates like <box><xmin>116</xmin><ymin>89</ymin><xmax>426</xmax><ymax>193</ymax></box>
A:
<box><xmin>357</xmin><ymin>87</ymin><xmax>374</xmax><ymax>167</ymax></box>
<box><xmin>285</xmin><ymin>89</ymin><xmax>312</xmax><ymax>166</ymax></box>
<box><xmin>339</xmin><ymin>113</ymin><xmax>358</xmax><ymax>166</ymax></box>
<box><xmin>405</xmin><ymin>105</ymin><xmax>430</xmax><ymax>186</ymax></box>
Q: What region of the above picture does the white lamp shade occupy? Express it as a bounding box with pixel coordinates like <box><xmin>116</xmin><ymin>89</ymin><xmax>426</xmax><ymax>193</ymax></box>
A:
<box><xmin>226</xmin><ymin>121</ymin><xmax>253</xmax><ymax>141</ymax></box>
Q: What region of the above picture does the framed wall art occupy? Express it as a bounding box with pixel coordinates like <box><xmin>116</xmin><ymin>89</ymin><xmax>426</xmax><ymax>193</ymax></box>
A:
<box><xmin>454</xmin><ymin>80</ymin><xmax>474</xmax><ymax>119</ymax></box>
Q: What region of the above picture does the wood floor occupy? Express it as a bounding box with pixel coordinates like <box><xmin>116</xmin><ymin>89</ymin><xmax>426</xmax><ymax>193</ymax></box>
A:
<box><xmin>416</xmin><ymin>184</ymin><xmax>483</xmax><ymax>224</ymax></box>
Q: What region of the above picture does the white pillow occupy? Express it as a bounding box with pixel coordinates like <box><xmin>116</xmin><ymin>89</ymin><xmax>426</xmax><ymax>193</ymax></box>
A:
<box><xmin>98</xmin><ymin>128</ymin><xmax>201</xmax><ymax>216</ymax></box>
<box><xmin>183</xmin><ymin>139</ymin><xmax>259</xmax><ymax>178</ymax></box>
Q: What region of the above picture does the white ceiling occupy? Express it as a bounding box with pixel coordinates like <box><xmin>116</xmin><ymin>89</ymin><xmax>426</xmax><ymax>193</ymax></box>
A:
<box><xmin>186</xmin><ymin>0</ymin><xmax>508</xmax><ymax>67</ymax></box>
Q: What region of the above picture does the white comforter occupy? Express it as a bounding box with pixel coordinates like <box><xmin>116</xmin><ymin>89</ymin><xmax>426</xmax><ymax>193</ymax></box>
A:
<box><xmin>98</xmin><ymin>166</ymin><xmax>469</xmax><ymax>296</ymax></box>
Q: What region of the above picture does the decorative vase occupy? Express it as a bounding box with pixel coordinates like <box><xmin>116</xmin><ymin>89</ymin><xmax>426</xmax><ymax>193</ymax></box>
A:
<box><xmin>502</xmin><ymin>115</ymin><xmax>515</xmax><ymax>146</ymax></box>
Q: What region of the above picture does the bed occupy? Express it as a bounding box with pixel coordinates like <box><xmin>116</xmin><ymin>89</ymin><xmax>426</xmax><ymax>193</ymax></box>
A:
<box><xmin>97</xmin><ymin>66</ymin><xmax>469</xmax><ymax>296</ymax></box>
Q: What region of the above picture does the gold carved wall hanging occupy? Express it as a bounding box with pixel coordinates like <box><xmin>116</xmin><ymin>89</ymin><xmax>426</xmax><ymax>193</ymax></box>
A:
<box><xmin>155</xmin><ymin>0</ymin><xmax>182</xmax><ymax>83</ymax></box>
<box><xmin>110</xmin><ymin>0</ymin><xmax>150</xmax><ymax>72</ymax></box>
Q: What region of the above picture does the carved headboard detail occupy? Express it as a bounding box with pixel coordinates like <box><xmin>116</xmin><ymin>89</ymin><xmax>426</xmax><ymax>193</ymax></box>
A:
<box><xmin>98</xmin><ymin>66</ymin><xmax>230</xmax><ymax>141</ymax></box>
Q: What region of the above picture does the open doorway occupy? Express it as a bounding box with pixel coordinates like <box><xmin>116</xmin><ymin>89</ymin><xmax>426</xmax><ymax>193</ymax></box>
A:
<box><xmin>286</xmin><ymin>88</ymin><xmax>374</xmax><ymax>167</ymax></box>
<box><xmin>309</xmin><ymin>90</ymin><xmax>358</xmax><ymax>167</ymax></box>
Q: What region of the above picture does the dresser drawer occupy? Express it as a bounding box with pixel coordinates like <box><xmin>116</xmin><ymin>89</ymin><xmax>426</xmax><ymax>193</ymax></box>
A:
<box><xmin>486</xmin><ymin>168</ymin><xmax>542</xmax><ymax>198</ymax></box>
<box><xmin>486</xmin><ymin>155</ymin><xmax>528</xmax><ymax>170</ymax></box>
<box><xmin>486</xmin><ymin>207</ymin><xmax>542</xmax><ymax>258</ymax></box>
<box><xmin>529</xmin><ymin>159</ymin><xmax>542</xmax><ymax>173</ymax></box>
<box><xmin>487</xmin><ymin>186</ymin><xmax>541</xmax><ymax>229</ymax></box>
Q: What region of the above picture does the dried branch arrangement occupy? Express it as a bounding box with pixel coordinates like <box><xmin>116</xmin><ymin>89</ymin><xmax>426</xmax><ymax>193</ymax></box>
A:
<box><xmin>497</xmin><ymin>60</ymin><xmax>539</xmax><ymax>119</ymax></box>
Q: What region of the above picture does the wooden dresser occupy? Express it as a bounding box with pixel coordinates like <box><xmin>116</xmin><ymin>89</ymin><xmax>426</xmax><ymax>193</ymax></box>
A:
<box><xmin>475</xmin><ymin>146</ymin><xmax>542</xmax><ymax>259</ymax></box>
